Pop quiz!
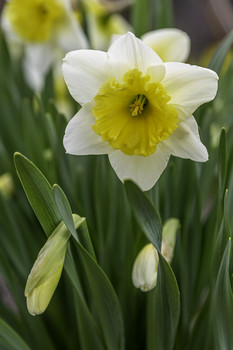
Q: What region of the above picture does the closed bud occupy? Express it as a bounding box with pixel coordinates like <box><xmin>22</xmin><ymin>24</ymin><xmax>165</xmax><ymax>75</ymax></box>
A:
<box><xmin>0</xmin><ymin>173</ymin><xmax>14</xmax><ymax>199</ymax></box>
<box><xmin>161</xmin><ymin>218</ymin><xmax>180</xmax><ymax>264</ymax></box>
<box><xmin>132</xmin><ymin>243</ymin><xmax>159</xmax><ymax>292</ymax></box>
<box><xmin>25</xmin><ymin>214</ymin><xmax>84</xmax><ymax>315</ymax></box>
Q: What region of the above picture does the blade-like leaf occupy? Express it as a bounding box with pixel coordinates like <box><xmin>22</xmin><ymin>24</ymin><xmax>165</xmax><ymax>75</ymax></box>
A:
<box><xmin>218</xmin><ymin>128</ymin><xmax>227</xmax><ymax>202</ymax></box>
<box><xmin>15</xmin><ymin>153</ymin><xmax>123</xmax><ymax>349</ymax></box>
<box><xmin>0</xmin><ymin>318</ymin><xmax>31</xmax><ymax>350</ymax></box>
<box><xmin>147</xmin><ymin>253</ymin><xmax>180</xmax><ymax>350</ymax></box>
<box><xmin>73</xmin><ymin>293</ymin><xmax>106</xmax><ymax>350</ymax></box>
<box><xmin>53</xmin><ymin>184</ymin><xmax>83</xmax><ymax>240</ymax></box>
<box><xmin>58</xmin><ymin>211</ymin><xmax>125</xmax><ymax>350</ymax></box>
<box><xmin>213</xmin><ymin>238</ymin><xmax>233</xmax><ymax>350</ymax></box>
<box><xmin>53</xmin><ymin>184</ymin><xmax>96</xmax><ymax>260</ymax></box>
<box><xmin>125</xmin><ymin>180</ymin><xmax>162</xmax><ymax>251</ymax></box>
<box><xmin>14</xmin><ymin>152</ymin><xmax>61</xmax><ymax>237</ymax></box>
<box><xmin>153</xmin><ymin>0</ymin><xmax>174</xmax><ymax>29</ymax></box>
<box><xmin>131</xmin><ymin>0</ymin><xmax>150</xmax><ymax>37</ymax></box>
<box><xmin>125</xmin><ymin>180</ymin><xmax>180</xmax><ymax>350</ymax></box>
<box><xmin>14</xmin><ymin>153</ymin><xmax>106</xmax><ymax>348</ymax></box>
<box><xmin>208</xmin><ymin>29</ymin><xmax>233</xmax><ymax>74</ymax></box>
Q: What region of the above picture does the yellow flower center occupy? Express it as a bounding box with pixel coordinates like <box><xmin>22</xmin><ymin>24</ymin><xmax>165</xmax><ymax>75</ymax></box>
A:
<box><xmin>130</xmin><ymin>94</ymin><xmax>148</xmax><ymax>116</ymax></box>
<box><xmin>6</xmin><ymin>0</ymin><xmax>66</xmax><ymax>43</ymax></box>
<box><xmin>92</xmin><ymin>69</ymin><xmax>179</xmax><ymax>157</ymax></box>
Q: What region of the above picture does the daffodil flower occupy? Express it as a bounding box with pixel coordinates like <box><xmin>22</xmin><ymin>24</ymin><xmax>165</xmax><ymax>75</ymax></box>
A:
<box><xmin>2</xmin><ymin>0</ymin><xmax>88</xmax><ymax>91</ymax></box>
<box><xmin>63</xmin><ymin>32</ymin><xmax>218</xmax><ymax>191</ymax></box>
<box><xmin>141</xmin><ymin>28</ymin><xmax>191</xmax><ymax>62</ymax></box>
<box><xmin>82</xmin><ymin>0</ymin><xmax>132</xmax><ymax>50</ymax></box>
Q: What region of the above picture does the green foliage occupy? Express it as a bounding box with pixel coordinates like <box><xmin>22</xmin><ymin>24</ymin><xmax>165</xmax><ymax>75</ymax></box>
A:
<box><xmin>125</xmin><ymin>181</ymin><xmax>180</xmax><ymax>350</ymax></box>
<box><xmin>1</xmin><ymin>1</ymin><xmax>233</xmax><ymax>350</ymax></box>
<box><xmin>14</xmin><ymin>152</ymin><xmax>124</xmax><ymax>350</ymax></box>
<box><xmin>0</xmin><ymin>318</ymin><xmax>31</xmax><ymax>350</ymax></box>
<box><xmin>213</xmin><ymin>239</ymin><xmax>233</xmax><ymax>350</ymax></box>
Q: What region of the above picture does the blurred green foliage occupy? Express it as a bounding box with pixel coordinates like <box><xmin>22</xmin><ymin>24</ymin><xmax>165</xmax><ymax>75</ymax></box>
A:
<box><xmin>1</xmin><ymin>1</ymin><xmax>233</xmax><ymax>349</ymax></box>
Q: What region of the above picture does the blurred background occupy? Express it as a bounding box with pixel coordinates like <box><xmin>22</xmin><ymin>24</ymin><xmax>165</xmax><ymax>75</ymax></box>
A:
<box><xmin>173</xmin><ymin>0</ymin><xmax>233</xmax><ymax>58</ymax></box>
<box><xmin>1</xmin><ymin>0</ymin><xmax>233</xmax><ymax>58</ymax></box>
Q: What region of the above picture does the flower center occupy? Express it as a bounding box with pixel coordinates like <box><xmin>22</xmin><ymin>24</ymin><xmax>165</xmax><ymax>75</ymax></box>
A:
<box><xmin>6</xmin><ymin>0</ymin><xmax>66</xmax><ymax>43</ymax></box>
<box><xmin>130</xmin><ymin>94</ymin><xmax>148</xmax><ymax>117</ymax></box>
<box><xmin>92</xmin><ymin>69</ymin><xmax>179</xmax><ymax>157</ymax></box>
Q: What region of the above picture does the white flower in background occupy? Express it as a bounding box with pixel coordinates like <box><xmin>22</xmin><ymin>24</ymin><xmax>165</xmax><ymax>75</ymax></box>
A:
<box><xmin>132</xmin><ymin>218</ymin><xmax>180</xmax><ymax>292</ymax></box>
<box><xmin>1</xmin><ymin>0</ymin><xmax>88</xmax><ymax>91</ymax></box>
<box><xmin>112</xmin><ymin>28</ymin><xmax>190</xmax><ymax>62</ymax></box>
<box><xmin>141</xmin><ymin>28</ymin><xmax>191</xmax><ymax>63</ymax></box>
<box><xmin>63</xmin><ymin>32</ymin><xmax>218</xmax><ymax>191</ymax></box>
<box><xmin>82</xmin><ymin>0</ymin><xmax>132</xmax><ymax>50</ymax></box>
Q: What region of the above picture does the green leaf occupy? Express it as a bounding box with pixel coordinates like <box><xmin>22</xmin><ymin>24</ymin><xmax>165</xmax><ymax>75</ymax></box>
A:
<box><xmin>208</xmin><ymin>29</ymin><xmax>233</xmax><ymax>74</ymax></box>
<box><xmin>147</xmin><ymin>253</ymin><xmax>180</xmax><ymax>350</ymax></box>
<box><xmin>64</xmin><ymin>249</ymin><xmax>106</xmax><ymax>350</ymax></box>
<box><xmin>53</xmin><ymin>184</ymin><xmax>83</xmax><ymax>240</ymax></box>
<box><xmin>125</xmin><ymin>180</ymin><xmax>162</xmax><ymax>251</ymax></box>
<box><xmin>77</xmin><ymin>244</ymin><xmax>125</xmax><ymax>350</ymax></box>
<box><xmin>125</xmin><ymin>181</ymin><xmax>180</xmax><ymax>350</ymax></box>
<box><xmin>59</xmin><ymin>217</ymin><xmax>125</xmax><ymax>350</ymax></box>
<box><xmin>218</xmin><ymin>128</ymin><xmax>227</xmax><ymax>200</ymax></box>
<box><xmin>53</xmin><ymin>184</ymin><xmax>96</xmax><ymax>259</ymax></box>
<box><xmin>223</xmin><ymin>190</ymin><xmax>231</xmax><ymax>238</ymax></box>
<box><xmin>73</xmin><ymin>294</ymin><xmax>106</xmax><ymax>350</ymax></box>
<box><xmin>131</xmin><ymin>0</ymin><xmax>150</xmax><ymax>36</ymax></box>
<box><xmin>0</xmin><ymin>318</ymin><xmax>31</xmax><ymax>350</ymax></box>
<box><xmin>213</xmin><ymin>238</ymin><xmax>233</xmax><ymax>349</ymax></box>
<box><xmin>14</xmin><ymin>152</ymin><xmax>61</xmax><ymax>237</ymax></box>
<box><xmin>153</xmin><ymin>0</ymin><xmax>174</xmax><ymax>28</ymax></box>
<box><xmin>14</xmin><ymin>153</ymin><xmax>106</xmax><ymax>348</ymax></box>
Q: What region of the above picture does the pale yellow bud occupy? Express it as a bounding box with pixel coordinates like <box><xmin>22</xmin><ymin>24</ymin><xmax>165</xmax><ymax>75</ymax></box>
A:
<box><xmin>132</xmin><ymin>243</ymin><xmax>159</xmax><ymax>292</ymax></box>
<box><xmin>161</xmin><ymin>218</ymin><xmax>180</xmax><ymax>264</ymax></box>
<box><xmin>25</xmin><ymin>214</ymin><xmax>84</xmax><ymax>315</ymax></box>
<box><xmin>0</xmin><ymin>173</ymin><xmax>14</xmax><ymax>199</ymax></box>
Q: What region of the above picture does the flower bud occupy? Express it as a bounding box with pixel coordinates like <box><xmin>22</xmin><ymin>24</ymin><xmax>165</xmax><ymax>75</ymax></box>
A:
<box><xmin>132</xmin><ymin>243</ymin><xmax>159</xmax><ymax>292</ymax></box>
<box><xmin>25</xmin><ymin>214</ymin><xmax>84</xmax><ymax>315</ymax></box>
<box><xmin>0</xmin><ymin>173</ymin><xmax>14</xmax><ymax>199</ymax></box>
<box><xmin>161</xmin><ymin>218</ymin><xmax>180</xmax><ymax>264</ymax></box>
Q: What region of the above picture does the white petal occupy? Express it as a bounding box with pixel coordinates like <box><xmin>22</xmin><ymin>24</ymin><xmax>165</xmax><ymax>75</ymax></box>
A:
<box><xmin>23</xmin><ymin>43</ymin><xmax>54</xmax><ymax>91</ymax></box>
<box><xmin>62</xmin><ymin>49</ymin><xmax>109</xmax><ymax>105</ymax></box>
<box><xmin>64</xmin><ymin>103</ymin><xmax>113</xmax><ymax>155</ymax></box>
<box><xmin>146</xmin><ymin>64</ymin><xmax>166</xmax><ymax>83</ymax></box>
<box><xmin>109</xmin><ymin>149</ymin><xmax>170</xmax><ymax>191</ymax></box>
<box><xmin>58</xmin><ymin>18</ymin><xmax>89</xmax><ymax>52</ymax></box>
<box><xmin>141</xmin><ymin>28</ymin><xmax>191</xmax><ymax>62</ymax></box>
<box><xmin>107</xmin><ymin>32</ymin><xmax>162</xmax><ymax>80</ymax></box>
<box><xmin>162</xmin><ymin>62</ymin><xmax>218</xmax><ymax>116</ymax></box>
<box><xmin>159</xmin><ymin>116</ymin><xmax>208</xmax><ymax>162</ymax></box>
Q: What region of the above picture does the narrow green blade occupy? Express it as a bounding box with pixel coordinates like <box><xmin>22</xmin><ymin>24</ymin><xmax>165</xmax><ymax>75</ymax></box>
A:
<box><xmin>0</xmin><ymin>318</ymin><xmax>31</xmax><ymax>350</ymax></box>
<box><xmin>125</xmin><ymin>180</ymin><xmax>180</xmax><ymax>350</ymax></box>
<box><xmin>125</xmin><ymin>180</ymin><xmax>162</xmax><ymax>251</ymax></box>
<box><xmin>147</xmin><ymin>253</ymin><xmax>180</xmax><ymax>350</ymax></box>
<box><xmin>14</xmin><ymin>152</ymin><xmax>61</xmax><ymax>237</ymax></box>
<box><xmin>208</xmin><ymin>29</ymin><xmax>233</xmax><ymax>74</ymax></box>
<box><xmin>55</xmin><ymin>184</ymin><xmax>125</xmax><ymax>350</ymax></box>
<box><xmin>213</xmin><ymin>239</ymin><xmax>233</xmax><ymax>349</ymax></box>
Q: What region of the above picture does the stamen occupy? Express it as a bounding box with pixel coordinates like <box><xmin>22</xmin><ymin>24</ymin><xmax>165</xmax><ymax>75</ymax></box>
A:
<box><xmin>130</xmin><ymin>94</ymin><xmax>148</xmax><ymax>117</ymax></box>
